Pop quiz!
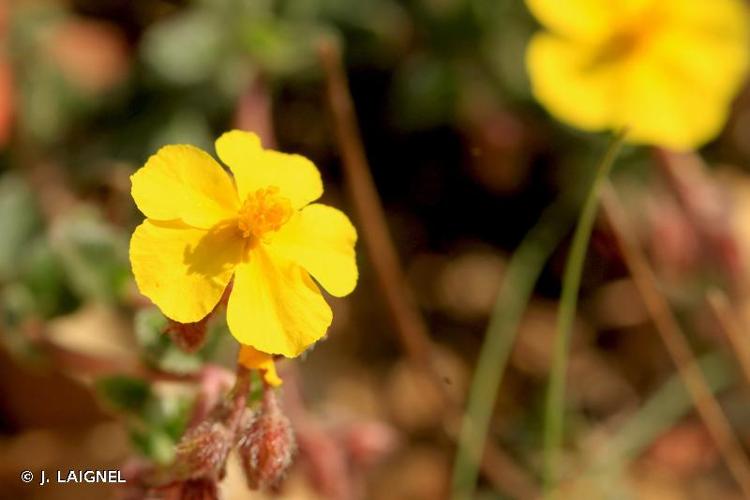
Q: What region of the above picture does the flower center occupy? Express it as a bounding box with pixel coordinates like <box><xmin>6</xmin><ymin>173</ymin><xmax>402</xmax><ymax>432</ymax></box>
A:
<box><xmin>237</xmin><ymin>187</ymin><xmax>293</xmax><ymax>240</ymax></box>
<box><xmin>591</xmin><ymin>8</ymin><xmax>664</xmax><ymax>68</ymax></box>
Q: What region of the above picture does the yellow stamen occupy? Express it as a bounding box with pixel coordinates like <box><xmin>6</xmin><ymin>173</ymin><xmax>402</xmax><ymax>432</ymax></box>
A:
<box><xmin>237</xmin><ymin>187</ymin><xmax>293</xmax><ymax>241</ymax></box>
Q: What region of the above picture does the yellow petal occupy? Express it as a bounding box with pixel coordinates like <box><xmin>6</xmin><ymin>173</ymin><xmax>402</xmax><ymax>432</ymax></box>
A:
<box><xmin>226</xmin><ymin>246</ymin><xmax>332</xmax><ymax>358</ymax></box>
<box><xmin>617</xmin><ymin>0</ymin><xmax>749</xmax><ymax>149</ymax></box>
<box><xmin>238</xmin><ymin>346</ymin><xmax>283</xmax><ymax>387</ymax></box>
<box><xmin>617</xmin><ymin>56</ymin><xmax>730</xmax><ymax>150</ymax></box>
<box><xmin>526</xmin><ymin>0</ymin><xmax>620</xmax><ymax>41</ymax></box>
<box><xmin>270</xmin><ymin>204</ymin><xmax>358</xmax><ymax>297</ymax></box>
<box><xmin>527</xmin><ymin>33</ymin><xmax>621</xmax><ymax>132</ymax></box>
<box><xmin>215</xmin><ymin>130</ymin><xmax>323</xmax><ymax>209</ymax></box>
<box><xmin>129</xmin><ymin>220</ymin><xmax>243</xmax><ymax>323</ymax></box>
<box><xmin>131</xmin><ymin>145</ymin><xmax>239</xmax><ymax>229</ymax></box>
<box><xmin>646</xmin><ymin>0</ymin><xmax>750</xmax><ymax>100</ymax></box>
<box><xmin>665</xmin><ymin>0</ymin><xmax>750</xmax><ymax>42</ymax></box>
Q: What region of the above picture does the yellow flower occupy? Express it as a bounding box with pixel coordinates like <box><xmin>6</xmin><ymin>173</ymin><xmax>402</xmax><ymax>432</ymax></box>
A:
<box><xmin>526</xmin><ymin>0</ymin><xmax>750</xmax><ymax>149</ymax></box>
<box><xmin>129</xmin><ymin>130</ymin><xmax>358</xmax><ymax>379</ymax></box>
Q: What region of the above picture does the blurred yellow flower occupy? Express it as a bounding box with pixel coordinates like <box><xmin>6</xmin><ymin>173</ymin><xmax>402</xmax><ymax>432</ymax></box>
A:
<box><xmin>526</xmin><ymin>0</ymin><xmax>750</xmax><ymax>149</ymax></box>
<box><xmin>129</xmin><ymin>130</ymin><xmax>358</xmax><ymax>372</ymax></box>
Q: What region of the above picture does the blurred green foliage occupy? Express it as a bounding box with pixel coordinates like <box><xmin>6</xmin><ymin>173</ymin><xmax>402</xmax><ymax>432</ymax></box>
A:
<box><xmin>0</xmin><ymin>174</ymin><xmax>42</xmax><ymax>282</ymax></box>
<box><xmin>96</xmin><ymin>375</ymin><xmax>191</xmax><ymax>464</ymax></box>
<box><xmin>135</xmin><ymin>307</ymin><xmax>233</xmax><ymax>375</ymax></box>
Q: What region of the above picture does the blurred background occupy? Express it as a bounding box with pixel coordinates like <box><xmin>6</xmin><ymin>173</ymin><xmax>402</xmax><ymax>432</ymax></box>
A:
<box><xmin>2</xmin><ymin>0</ymin><xmax>750</xmax><ymax>499</ymax></box>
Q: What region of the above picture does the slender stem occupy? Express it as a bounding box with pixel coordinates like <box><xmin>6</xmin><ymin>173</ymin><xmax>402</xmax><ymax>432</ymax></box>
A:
<box><xmin>450</xmin><ymin>200</ymin><xmax>573</xmax><ymax>500</ymax></box>
<box><xmin>226</xmin><ymin>365</ymin><xmax>252</xmax><ymax>433</ymax></box>
<box><xmin>601</xmin><ymin>182</ymin><xmax>750</xmax><ymax>497</ymax></box>
<box><xmin>542</xmin><ymin>131</ymin><xmax>627</xmax><ymax>492</ymax></box>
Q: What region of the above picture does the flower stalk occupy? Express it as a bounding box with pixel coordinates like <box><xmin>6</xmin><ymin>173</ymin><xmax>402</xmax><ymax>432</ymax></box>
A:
<box><xmin>542</xmin><ymin>130</ymin><xmax>626</xmax><ymax>493</ymax></box>
<box><xmin>450</xmin><ymin>198</ymin><xmax>573</xmax><ymax>500</ymax></box>
<box><xmin>163</xmin><ymin>363</ymin><xmax>294</xmax><ymax>495</ymax></box>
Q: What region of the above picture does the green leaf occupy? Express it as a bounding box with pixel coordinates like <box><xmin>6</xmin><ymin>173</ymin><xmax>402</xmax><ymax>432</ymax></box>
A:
<box><xmin>159</xmin><ymin>348</ymin><xmax>204</xmax><ymax>374</ymax></box>
<box><xmin>134</xmin><ymin>307</ymin><xmax>169</xmax><ymax>349</ymax></box>
<box><xmin>1</xmin><ymin>284</ymin><xmax>37</xmax><ymax>333</ymax></box>
<box><xmin>96</xmin><ymin>371</ymin><xmax>191</xmax><ymax>463</ymax></box>
<box><xmin>95</xmin><ymin>375</ymin><xmax>152</xmax><ymax>413</ymax></box>
<box><xmin>134</xmin><ymin>307</ymin><xmax>203</xmax><ymax>375</ymax></box>
<box><xmin>141</xmin><ymin>10</ymin><xmax>226</xmax><ymax>85</ymax></box>
<box><xmin>130</xmin><ymin>428</ymin><xmax>178</xmax><ymax>465</ymax></box>
<box><xmin>0</xmin><ymin>174</ymin><xmax>42</xmax><ymax>281</ymax></box>
<box><xmin>240</xmin><ymin>19</ymin><xmax>319</xmax><ymax>77</ymax></box>
<box><xmin>21</xmin><ymin>237</ymin><xmax>79</xmax><ymax>318</ymax></box>
<box><xmin>52</xmin><ymin>208</ymin><xmax>130</xmax><ymax>302</ymax></box>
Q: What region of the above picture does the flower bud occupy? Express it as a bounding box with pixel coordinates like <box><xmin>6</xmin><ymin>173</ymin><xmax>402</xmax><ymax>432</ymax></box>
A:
<box><xmin>173</xmin><ymin>420</ymin><xmax>231</xmax><ymax>480</ymax></box>
<box><xmin>238</xmin><ymin>390</ymin><xmax>296</xmax><ymax>490</ymax></box>
<box><xmin>166</xmin><ymin>317</ymin><xmax>209</xmax><ymax>353</ymax></box>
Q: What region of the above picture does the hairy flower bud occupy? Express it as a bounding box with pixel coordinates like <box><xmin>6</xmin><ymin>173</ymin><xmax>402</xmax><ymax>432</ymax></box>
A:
<box><xmin>238</xmin><ymin>390</ymin><xmax>296</xmax><ymax>490</ymax></box>
<box><xmin>173</xmin><ymin>420</ymin><xmax>232</xmax><ymax>480</ymax></box>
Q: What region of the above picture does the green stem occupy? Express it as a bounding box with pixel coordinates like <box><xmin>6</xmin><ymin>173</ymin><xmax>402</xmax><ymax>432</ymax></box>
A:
<box><xmin>450</xmin><ymin>200</ymin><xmax>574</xmax><ymax>500</ymax></box>
<box><xmin>542</xmin><ymin>131</ymin><xmax>627</xmax><ymax>493</ymax></box>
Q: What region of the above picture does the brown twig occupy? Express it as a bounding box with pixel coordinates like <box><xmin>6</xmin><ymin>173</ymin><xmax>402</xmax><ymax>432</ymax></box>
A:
<box><xmin>317</xmin><ymin>38</ymin><xmax>432</xmax><ymax>368</ymax></box>
<box><xmin>318</xmin><ymin>37</ymin><xmax>539</xmax><ymax>500</ymax></box>
<box><xmin>707</xmin><ymin>289</ymin><xmax>750</xmax><ymax>389</ymax></box>
<box><xmin>234</xmin><ymin>76</ymin><xmax>276</xmax><ymax>149</ymax></box>
<box><xmin>601</xmin><ymin>182</ymin><xmax>750</xmax><ymax>497</ymax></box>
<box><xmin>652</xmin><ymin>149</ymin><xmax>742</xmax><ymax>289</ymax></box>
